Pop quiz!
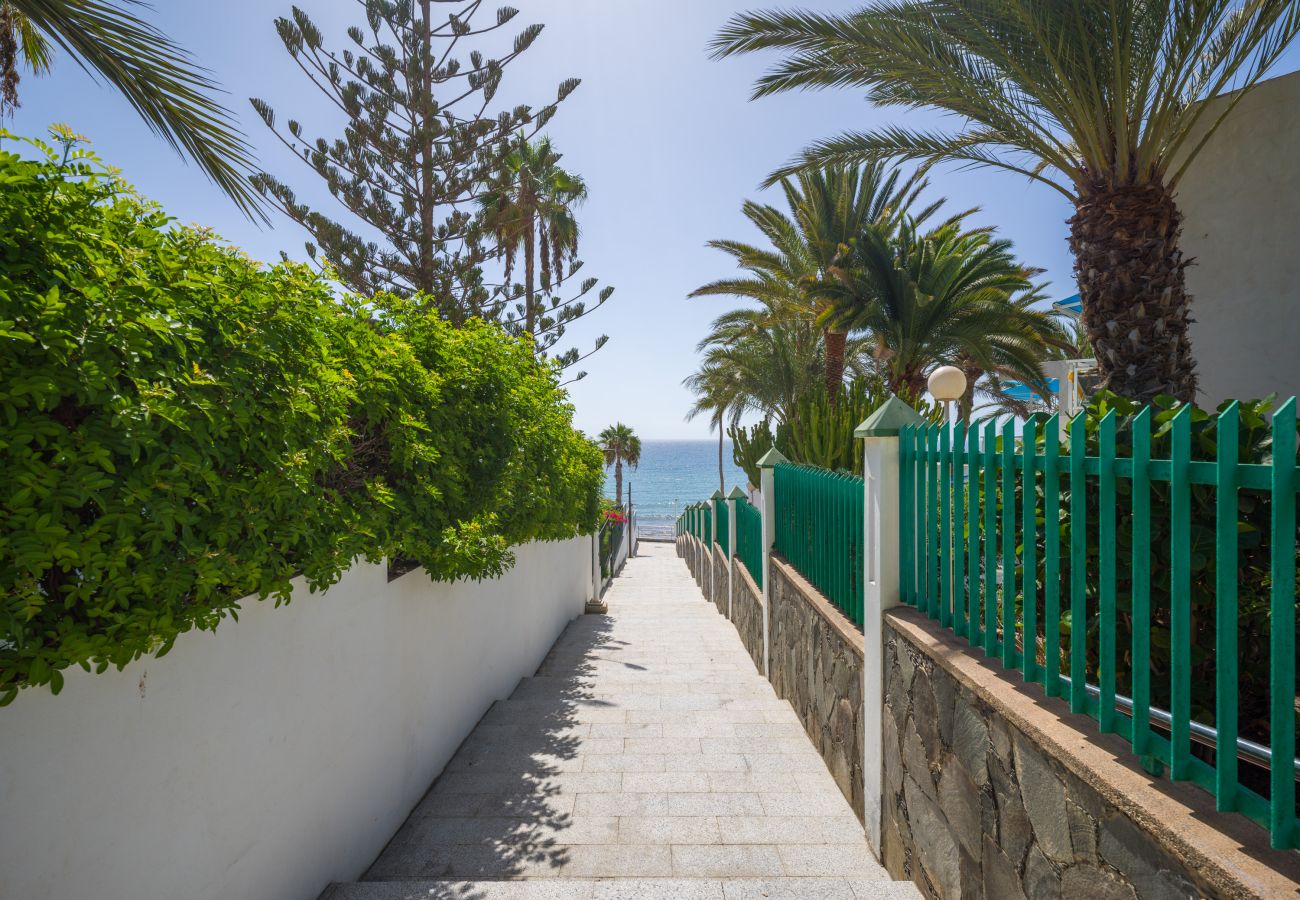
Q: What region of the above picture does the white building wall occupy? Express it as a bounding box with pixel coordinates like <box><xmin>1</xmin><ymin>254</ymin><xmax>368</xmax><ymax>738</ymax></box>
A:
<box><xmin>0</xmin><ymin>536</ymin><xmax>593</xmax><ymax>900</ymax></box>
<box><xmin>1178</xmin><ymin>69</ymin><xmax>1300</xmax><ymax>407</ymax></box>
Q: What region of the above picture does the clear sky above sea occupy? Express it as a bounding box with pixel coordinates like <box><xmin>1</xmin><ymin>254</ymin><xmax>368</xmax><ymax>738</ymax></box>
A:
<box><xmin>11</xmin><ymin>2</ymin><xmax>1300</xmax><ymax>439</ymax></box>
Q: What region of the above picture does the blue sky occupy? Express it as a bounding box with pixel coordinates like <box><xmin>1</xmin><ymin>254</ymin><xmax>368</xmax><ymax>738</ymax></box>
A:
<box><xmin>11</xmin><ymin>1</ymin><xmax>1299</xmax><ymax>438</ymax></box>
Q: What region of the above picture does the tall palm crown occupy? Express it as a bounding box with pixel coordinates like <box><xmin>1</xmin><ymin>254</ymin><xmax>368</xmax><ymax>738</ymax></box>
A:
<box><xmin>479</xmin><ymin>135</ymin><xmax>588</xmax><ymax>339</ymax></box>
<box><xmin>691</xmin><ymin>160</ymin><xmax>938</xmax><ymax>401</ymax></box>
<box><xmin>1</xmin><ymin>0</ymin><xmax>261</xmax><ymax>218</ymax></box>
<box><xmin>598</xmin><ymin>423</ymin><xmax>641</xmax><ymax>508</ymax></box>
<box><xmin>683</xmin><ymin>362</ymin><xmax>745</xmax><ymax>494</ymax></box>
<box><xmin>819</xmin><ymin>217</ymin><xmax>1065</xmax><ymax>404</ymax></box>
<box><xmin>712</xmin><ymin>0</ymin><xmax>1300</xmax><ymax>404</ymax></box>
<box><xmin>692</xmin><ymin>302</ymin><xmax>826</xmax><ymax>427</ymax></box>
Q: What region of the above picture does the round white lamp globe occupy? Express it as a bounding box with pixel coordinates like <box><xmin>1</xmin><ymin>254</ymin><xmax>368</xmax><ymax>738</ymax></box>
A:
<box><xmin>927</xmin><ymin>365</ymin><xmax>968</xmax><ymax>402</ymax></box>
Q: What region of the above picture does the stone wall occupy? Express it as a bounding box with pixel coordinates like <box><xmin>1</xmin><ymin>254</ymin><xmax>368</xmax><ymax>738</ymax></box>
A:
<box><xmin>728</xmin><ymin>559</ymin><xmax>764</xmax><ymax>675</ymax></box>
<box><xmin>711</xmin><ymin>545</ymin><xmax>729</xmax><ymax>615</ymax></box>
<box><xmin>769</xmin><ymin>556</ymin><xmax>866</xmax><ymax>822</ymax></box>
<box><xmin>882</xmin><ymin>608</ymin><xmax>1300</xmax><ymax>899</ymax></box>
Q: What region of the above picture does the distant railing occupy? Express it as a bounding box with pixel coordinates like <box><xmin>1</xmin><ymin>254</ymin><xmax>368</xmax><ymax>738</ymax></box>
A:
<box><xmin>773</xmin><ymin>462</ymin><xmax>865</xmax><ymax>627</ymax></box>
<box><xmin>735</xmin><ymin>498</ymin><xmax>763</xmax><ymax>588</ymax></box>
<box><xmin>899</xmin><ymin>401</ymin><xmax>1299</xmax><ymax>850</ymax></box>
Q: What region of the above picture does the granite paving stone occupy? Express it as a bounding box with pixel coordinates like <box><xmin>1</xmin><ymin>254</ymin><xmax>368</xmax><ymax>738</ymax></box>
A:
<box><xmin>330</xmin><ymin>544</ymin><xmax>917</xmax><ymax>898</ymax></box>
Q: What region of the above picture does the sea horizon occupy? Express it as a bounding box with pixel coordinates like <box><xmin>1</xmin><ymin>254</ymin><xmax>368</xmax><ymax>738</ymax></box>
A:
<box><xmin>603</xmin><ymin>439</ymin><xmax>749</xmax><ymax>538</ymax></box>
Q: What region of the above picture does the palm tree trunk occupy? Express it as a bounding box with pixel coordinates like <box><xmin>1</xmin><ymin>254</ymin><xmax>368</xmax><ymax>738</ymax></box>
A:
<box><xmin>524</xmin><ymin>211</ymin><xmax>537</xmax><ymax>339</ymax></box>
<box><xmin>1069</xmin><ymin>180</ymin><xmax>1197</xmax><ymax>404</ymax></box>
<box><xmin>824</xmin><ymin>328</ymin><xmax>846</xmax><ymax>403</ymax></box>
<box><xmin>614</xmin><ymin>459</ymin><xmax>623</xmax><ymax>508</ymax></box>
<box><xmin>959</xmin><ymin>364</ymin><xmax>982</xmax><ymax>420</ymax></box>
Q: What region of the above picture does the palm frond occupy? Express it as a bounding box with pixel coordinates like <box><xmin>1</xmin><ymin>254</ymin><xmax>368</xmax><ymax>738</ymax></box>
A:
<box><xmin>13</xmin><ymin>0</ymin><xmax>264</xmax><ymax>219</ymax></box>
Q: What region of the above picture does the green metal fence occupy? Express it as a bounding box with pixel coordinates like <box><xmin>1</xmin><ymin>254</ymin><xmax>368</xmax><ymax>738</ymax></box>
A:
<box><xmin>899</xmin><ymin>403</ymin><xmax>1299</xmax><ymax>849</ymax></box>
<box><xmin>735</xmin><ymin>498</ymin><xmax>763</xmax><ymax>588</ymax></box>
<box><xmin>773</xmin><ymin>462</ymin><xmax>865</xmax><ymax>627</ymax></box>
<box><xmin>715</xmin><ymin>500</ymin><xmax>730</xmax><ymax>555</ymax></box>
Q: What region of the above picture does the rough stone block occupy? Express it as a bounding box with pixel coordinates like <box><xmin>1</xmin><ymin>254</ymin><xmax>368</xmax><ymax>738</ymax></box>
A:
<box><xmin>1012</xmin><ymin>734</ymin><xmax>1074</xmax><ymax>865</ymax></box>
<box><xmin>982</xmin><ymin>833</ymin><xmax>1028</xmax><ymax>900</ymax></box>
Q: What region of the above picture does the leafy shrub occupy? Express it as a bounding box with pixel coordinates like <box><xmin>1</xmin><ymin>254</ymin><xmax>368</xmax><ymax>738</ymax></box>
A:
<box><xmin>0</xmin><ymin>134</ymin><xmax>601</xmax><ymax>703</ymax></box>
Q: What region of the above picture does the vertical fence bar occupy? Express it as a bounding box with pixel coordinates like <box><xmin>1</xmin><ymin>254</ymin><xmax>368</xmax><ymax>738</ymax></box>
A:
<box><xmin>954</xmin><ymin>421</ymin><xmax>967</xmax><ymax>639</ymax></box>
<box><xmin>1043</xmin><ymin>416</ymin><xmax>1060</xmax><ymax>697</ymax></box>
<box><xmin>940</xmin><ymin>425</ymin><xmax>952</xmax><ymax>628</ymax></box>
<box><xmin>928</xmin><ymin>425</ymin><xmax>940</xmax><ymax>619</ymax></box>
<box><xmin>1170</xmin><ymin>405</ymin><xmax>1192</xmax><ymax>781</ymax></box>
<box><xmin>1069</xmin><ymin>413</ymin><xmax>1087</xmax><ymax>714</ymax></box>
<box><xmin>1215</xmin><ymin>402</ymin><xmax>1239</xmax><ymax>812</ymax></box>
<box><xmin>1098</xmin><ymin>410</ymin><xmax>1117</xmax><ymax>734</ymax></box>
<box><xmin>900</xmin><ymin>428</ymin><xmax>914</xmax><ymax>605</ymax></box>
<box><xmin>983</xmin><ymin>419</ymin><xmax>997</xmax><ymax>657</ymax></box>
<box><xmin>1022</xmin><ymin>417</ymin><xmax>1038</xmax><ymax>683</ymax></box>
<box><xmin>917</xmin><ymin>427</ymin><xmax>929</xmax><ymax>608</ymax></box>
<box><xmin>968</xmin><ymin>422</ymin><xmax>982</xmax><ymax>648</ymax></box>
<box><xmin>1268</xmin><ymin>398</ymin><xmax>1296</xmax><ymax>849</ymax></box>
<box><xmin>1131</xmin><ymin>408</ymin><xmax>1152</xmax><ymax>759</ymax></box>
<box><xmin>1001</xmin><ymin>418</ymin><xmax>1016</xmax><ymax>668</ymax></box>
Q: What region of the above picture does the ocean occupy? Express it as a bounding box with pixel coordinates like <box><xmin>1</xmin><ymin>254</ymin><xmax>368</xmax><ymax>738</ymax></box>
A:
<box><xmin>603</xmin><ymin>440</ymin><xmax>749</xmax><ymax>539</ymax></box>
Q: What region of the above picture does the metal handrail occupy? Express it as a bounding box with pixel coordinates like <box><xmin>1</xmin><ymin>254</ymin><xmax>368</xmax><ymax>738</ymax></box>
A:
<box><xmin>1061</xmin><ymin>676</ymin><xmax>1300</xmax><ymax>779</ymax></box>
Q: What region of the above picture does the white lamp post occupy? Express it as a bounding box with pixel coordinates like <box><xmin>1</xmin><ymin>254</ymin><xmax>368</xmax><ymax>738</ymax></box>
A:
<box><xmin>927</xmin><ymin>365</ymin><xmax>968</xmax><ymax>422</ymax></box>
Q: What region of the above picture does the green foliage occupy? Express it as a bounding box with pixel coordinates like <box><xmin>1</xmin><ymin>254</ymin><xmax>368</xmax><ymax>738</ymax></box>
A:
<box><xmin>734</xmin><ymin>380</ymin><xmax>938</xmax><ymax>480</ymax></box>
<box><xmin>0</xmin><ymin>136</ymin><xmax>601</xmax><ymax>704</ymax></box>
<box><xmin>476</xmin><ymin>134</ymin><xmax>613</xmax><ymax>377</ymax></box>
<box><xmin>251</xmin><ymin>1</ymin><xmax>575</xmax><ymax>313</ymax></box>
<box><xmin>729</xmin><ymin>419</ymin><xmax>790</xmax><ymax>487</ymax></box>
<box><xmin>784</xmin><ymin>380</ymin><xmax>886</xmax><ymax>475</ymax></box>
<box><xmin>4</xmin><ymin>0</ymin><xmax>262</xmax><ymax>217</ymax></box>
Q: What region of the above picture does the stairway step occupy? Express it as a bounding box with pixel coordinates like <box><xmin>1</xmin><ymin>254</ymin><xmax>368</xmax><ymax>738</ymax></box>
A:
<box><xmin>321</xmin><ymin>877</ymin><xmax>923</xmax><ymax>900</ymax></box>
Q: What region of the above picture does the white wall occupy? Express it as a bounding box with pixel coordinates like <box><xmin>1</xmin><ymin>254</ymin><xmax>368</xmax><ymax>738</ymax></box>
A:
<box><xmin>0</xmin><ymin>536</ymin><xmax>594</xmax><ymax>900</ymax></box>
<box><xmin>1177</xmin><ymin>70</ymin><xmax>1300</xmax><ymax>407</ymax></box>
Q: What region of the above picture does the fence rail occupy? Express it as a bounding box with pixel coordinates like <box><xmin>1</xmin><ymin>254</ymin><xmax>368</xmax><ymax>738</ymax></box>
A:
<box><xmin>899</xmin><ymin>402</ymin><xmax>1299</xmax><ymax>849</ymax></box>
<box><xmin>774</xmin><ymin>462</ymin><xmax>865</xmax><ymax>627</ymax></box>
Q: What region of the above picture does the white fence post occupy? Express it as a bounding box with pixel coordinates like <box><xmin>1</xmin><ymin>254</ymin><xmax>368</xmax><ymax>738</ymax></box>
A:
<box><xmin>757</xmin><ymin>448</ymin><xmax>788</xmax><ymax>678</ymax></box>
<box><xmin>855</xmin><ymin>396</ymin><xmax>925</xmax><ymax>855</ymax></box>
<box><xmin>727</xmin><ymin>486</ymin><xmax>744</xmax><ymax>619</ymax></box>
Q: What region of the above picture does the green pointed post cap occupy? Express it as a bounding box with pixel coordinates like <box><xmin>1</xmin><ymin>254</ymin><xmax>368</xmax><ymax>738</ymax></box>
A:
<box><xmin>854</xmin><ymin>394</ymin><xmax>926</xmax><ymax>438</ymax></box>
<box><xmin>757</xmin><ymin>447</ymin><xmax>789</xmax><ymax>468</ymax></box>
<box><xmin>711</xmin><ymin>489</ymin><xmax>725</xmax><ymax>501</ymax></box>
<box><xmin>727</xmin><ymin>486</ymin><xmax>747</xmax><ymax>500</ymax></box>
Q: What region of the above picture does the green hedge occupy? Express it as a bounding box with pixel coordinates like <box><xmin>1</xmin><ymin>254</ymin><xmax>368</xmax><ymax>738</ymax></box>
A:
<box><xmin>0</xmin><ymin>134</ymin><xmax>602</xmax><ymax>704</ymax></box>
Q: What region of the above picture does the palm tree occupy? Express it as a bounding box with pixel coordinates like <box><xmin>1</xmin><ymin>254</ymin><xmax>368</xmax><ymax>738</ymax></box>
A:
<box><xmin>479</xmin><ymin>135</ymin><xmax>587</xmax><ymax>339</ymax></box>
<box><xmin>1</xmin><ymin>0</ymin><xmax>262</xmax><ymax>218</ymax></box>
<box><xmin>712</xmin><ymin>1</ymin><xmax>1300</xmax><ymax>404</ymax></box>
<box><xmin>691</xmin><ymin>161</ymin><xmax>940</xmax><ymax>402</ymax></box>
<box><xmin>817</xmin><ymin>217</ymin><xmax>1066</xmax><ymax>407</ymax></box>
<box><xmin>599</xmin><ymin>423</ymin><xmax>641</xmax><ymax>508</ymax></box>
<box><xmin>683</xmin><ymin>362</ymin><xmax>741</xmax><ymax>494</ymax></box>
<box><xmin>692</xmin><ymin>300</ymin><xmax>826</xmax><ymax>427</ymax></box>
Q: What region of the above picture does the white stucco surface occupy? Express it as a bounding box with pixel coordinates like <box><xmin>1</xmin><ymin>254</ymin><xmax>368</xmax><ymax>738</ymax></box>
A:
<box><xmin>1178</xmin><ymin>69</ymin><xmax>1300</xmax><ymax>406</ymax></box>
<box><xmin>0</xmin><ymin>536</ymin><xmax>593</xmax><ymax>900</ymax></box>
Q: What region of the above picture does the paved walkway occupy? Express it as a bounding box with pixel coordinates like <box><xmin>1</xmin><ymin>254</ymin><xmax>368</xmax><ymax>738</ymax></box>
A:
<box><xmin>324</xmin><ymin>543</ymin><xmax>917</xmax><ymax>899</ymax></box>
